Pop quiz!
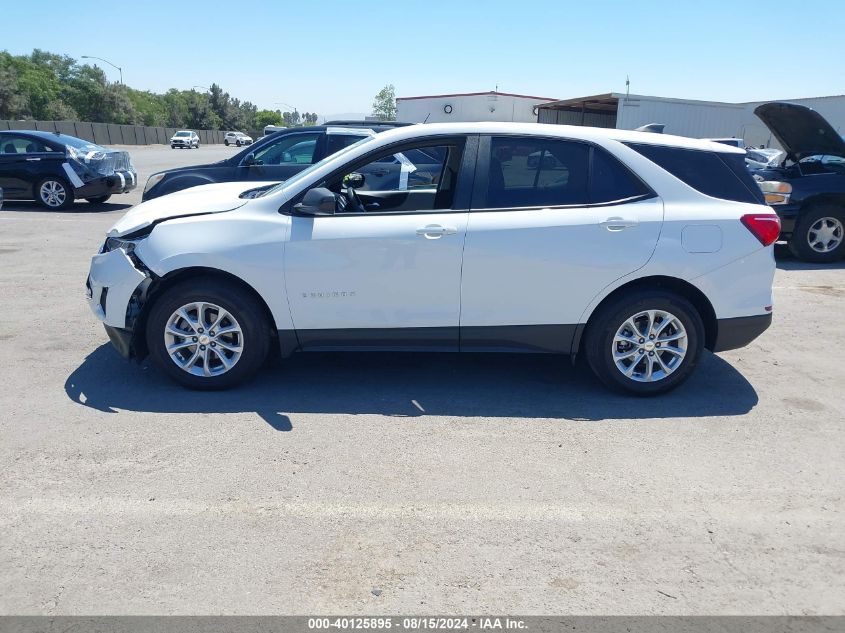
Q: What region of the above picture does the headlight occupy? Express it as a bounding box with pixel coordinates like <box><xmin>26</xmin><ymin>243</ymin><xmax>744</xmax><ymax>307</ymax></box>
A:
<box><xmin>144</xmin><ymin>173</ymin><xmax>167</xmax><ymax>193</ymax></box>
<box><xmin>757</xmin><ymin>180</ymin><xmax>792</xmax><ymax>205</ymax></box>
<box><xmin>102</xmin><ymin>236</ymin><xmax>144</xmax><ymax>254</ymax></box>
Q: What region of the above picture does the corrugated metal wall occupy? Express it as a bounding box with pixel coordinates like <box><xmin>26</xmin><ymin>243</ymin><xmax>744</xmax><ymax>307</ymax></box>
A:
<box><xmin>0</xmin><ymin>120</ymin><xmax>227</xmax><ymax>145</ymax></box>
<box><xmin>538</xmin><ymin>108</ymin><xmax>616</xmax><ymax>128</ymax></box>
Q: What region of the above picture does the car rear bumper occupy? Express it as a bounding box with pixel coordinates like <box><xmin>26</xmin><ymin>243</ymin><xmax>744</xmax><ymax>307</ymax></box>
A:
<box><xmin>712</xmin><ymin>313</ymin><xmax>772</xmax><ymax>352</ymax></box>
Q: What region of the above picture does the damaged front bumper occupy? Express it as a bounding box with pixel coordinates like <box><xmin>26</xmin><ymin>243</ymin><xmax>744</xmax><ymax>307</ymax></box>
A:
<box><xmin>86</xmin><ymin>247</ymin><xmax>151</xmax><ymax>359</ymax></box>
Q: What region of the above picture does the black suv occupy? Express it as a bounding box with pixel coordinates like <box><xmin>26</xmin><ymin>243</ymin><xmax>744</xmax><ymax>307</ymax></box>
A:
<box><xmin>142</xmin><ymin>121</ymin><xmax>409</xmax><ymax>202</ymax></box>
<box><xmin>752</xmin><ymin>103</ymin><xmax>845</xmax><ymax>262</ymax></box>
<box><xmin>0</xmin><ymin>130</ymin><xmax>136</xmax><ymax>210</ymax></box>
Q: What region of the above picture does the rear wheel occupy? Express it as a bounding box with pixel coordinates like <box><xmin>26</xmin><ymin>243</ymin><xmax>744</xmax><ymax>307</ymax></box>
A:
<box><xmin>584</xmin><ymin>290</ymin><xmax>704</xmax><ymax>396</ymax></box>
<box><xmin>146</xmin><ymin>278</ymin><xmax>271</xmax><ymax>390</ymax></box>
<box><xmin>788</xmin><ymin>206</ymin><xmax>845</xmax><ymax>262</ymax></box>
<box><xmin>224</xmin><ymin>140</ymin><xmax>230</xmax><ymax>146</ymax></box>
<box><xmin>36</xmin><ymin>177</ymin><xmax>74</xmax><ymax>210</ymax></box>
<box><xmin>86</xmin><ymin>194</ymin><xmax>111</xmax><ymax>204</ymax></box>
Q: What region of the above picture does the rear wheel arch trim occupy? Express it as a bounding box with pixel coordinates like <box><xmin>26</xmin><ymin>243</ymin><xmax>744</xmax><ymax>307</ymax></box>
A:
<box><xmin>572</xmin><ymin>276</ymin><xmax>718</xmax><ymax>357</ymax></box>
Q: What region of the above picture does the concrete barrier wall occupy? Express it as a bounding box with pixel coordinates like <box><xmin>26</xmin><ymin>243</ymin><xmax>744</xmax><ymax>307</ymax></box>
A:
<box><xmin>0</xmin><ymin>119</ymin><xmax>226</xmax><ymax>145</ymax></box>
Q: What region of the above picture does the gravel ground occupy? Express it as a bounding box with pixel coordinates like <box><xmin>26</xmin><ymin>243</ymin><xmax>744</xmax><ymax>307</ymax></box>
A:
<box><xmin>0</xmin><ymin>145</ymin><xmax>843</xmax><ymax>614</ymax></box>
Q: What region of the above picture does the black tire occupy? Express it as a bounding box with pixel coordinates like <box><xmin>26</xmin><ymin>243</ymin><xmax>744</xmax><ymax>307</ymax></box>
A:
<box><xmin>584</xmin><ymin>290</ymin><xmax>705</xmax><ymax>396</ymax></box>
<box><xmin>35</xmin><ymin>177</ymin><xmax>74</xmax><ymax>210</ymax></box>
<box><xmin>171</xmin><ymin>145</ymin><xmax>176</xmax><ymax>149</ymax></box>
<box><xmin>236</xmin><ymin>140</ymin><xmax>242</xmax><ymax>147</ymax></box>
<box><xmin>224</xmin><ymin>140</ymin><xmax>230</xmax><ymax>146</ymax></box>
<box><xmin>85</xmin><ymin>195</ymin><xmax>111</xmax><ymax>204</ymax></box>
<box><xmin>787</xmin><ymin>205</ymin><xmax>845</xmax><ymax>263</ymax></box>
<box><xmin>145</xmin><ymin>278</ymin><xmax>272</xmax><ymax>390</ymax></box>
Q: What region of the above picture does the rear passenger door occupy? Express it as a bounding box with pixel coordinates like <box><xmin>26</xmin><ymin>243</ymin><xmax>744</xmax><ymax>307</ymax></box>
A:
<box><xmin>0</xmin><ymin>134</ymin><xmax>57</xmax><ymax>198</ymax></box>
<box><xmin>460</xmin><ymin>135</ymin><xmax>663</xmax><ymax>352</ymax></box>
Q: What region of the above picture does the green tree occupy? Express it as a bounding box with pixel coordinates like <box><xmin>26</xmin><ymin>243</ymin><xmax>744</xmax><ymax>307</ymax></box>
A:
<box><xmin>255</xmin><ymin>109</ymin><xmax>283</xmax><ymax>128</ymax></box>
<box><xmin>371</xmin><ymin>84</ymin><xmax>396</xmax><ymax>121</ymax></box>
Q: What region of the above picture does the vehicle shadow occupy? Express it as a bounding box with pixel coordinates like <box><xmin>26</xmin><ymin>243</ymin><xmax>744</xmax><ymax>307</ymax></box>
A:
<box><xmin>0</xmin><ymin>201</ymin><xmax>132</xmax><ymax>214</ymax></box>
<box><xmin>65</xmin><ymin>344</ymin><xmax>759</xmax><ymax>431</ymax></box>
<box><xmin>774</xmin><ymin>244</ymin><xmax>845</xmax><ymax>270</ymax></box>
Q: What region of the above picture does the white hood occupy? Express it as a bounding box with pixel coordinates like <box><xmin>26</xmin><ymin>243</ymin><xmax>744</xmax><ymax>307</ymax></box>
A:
<box><xmin>108</xmin><ymin>181</ymin><xmax>264</xmax><ymax>237</ymax></box>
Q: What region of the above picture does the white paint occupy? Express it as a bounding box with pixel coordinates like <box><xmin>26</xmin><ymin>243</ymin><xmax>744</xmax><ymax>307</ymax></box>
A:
<box><xmin>88</xmin><ymin>121</ymin><xmax>774</xmax><ymax>358</ymax></box>
<box><xmin>397</xmin><ymin>92</ymin><xmax>554</xmax><ymax>124</ymax></box>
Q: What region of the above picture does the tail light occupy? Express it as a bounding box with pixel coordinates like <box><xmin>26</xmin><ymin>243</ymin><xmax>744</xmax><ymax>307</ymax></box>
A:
<box><xmin>741</xmin><ymin>213</ymin><xmax>781</xmax><ymax>246</ymax></box>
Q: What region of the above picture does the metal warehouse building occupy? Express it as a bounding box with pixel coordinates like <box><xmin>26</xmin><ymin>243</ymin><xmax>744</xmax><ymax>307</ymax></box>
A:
<box><xmin>537</xmin><ymin>93</ymin><xmax>845</xmax><ymax>149</ymax></box>
<box><xmin>397</xmin><ymin>91</ymin><xmax>557</xmax><ymax>124</ymax></box>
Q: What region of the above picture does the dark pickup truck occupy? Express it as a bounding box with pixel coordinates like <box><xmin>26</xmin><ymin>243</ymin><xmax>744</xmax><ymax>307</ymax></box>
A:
<box><xmin>751</xmin><ymin>102</ymin><xmax>845</xmax><ymax>262</ymax></box>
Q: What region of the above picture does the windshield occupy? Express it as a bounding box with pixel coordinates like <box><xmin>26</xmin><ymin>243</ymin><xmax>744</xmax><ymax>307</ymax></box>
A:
<box><xmin>258</xmin><ymin>135</ymin><xmax>375</xmax><ymax>198</ymax></box>
<box><xmin>175</xmin><ymin>131</ymin><xmax>191</xmax><ymax>137</ymax></box>
<box><xmin>60</xmin><ymin>135</ymin><xmax>106</xmax><ymax>152</ymax></box>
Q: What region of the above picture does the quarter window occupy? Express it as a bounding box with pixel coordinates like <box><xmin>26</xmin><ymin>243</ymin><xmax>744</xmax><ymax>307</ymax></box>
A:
<box><xmin>625</xmin><ymin>143</ymin><xmax>763</xmax><ymax>204</ymax></box>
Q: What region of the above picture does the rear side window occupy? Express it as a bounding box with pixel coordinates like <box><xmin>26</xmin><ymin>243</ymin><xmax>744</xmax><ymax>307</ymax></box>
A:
<box><xmin>486</xmin><ymin>137</ymin><xmax>590</xmax><ymax>208</ymax></box>
<box><xmin>482</xmin><ymin>137</ymin><xmax>653</xmax><ymax>209</ymax></box>
<box><xmin>625</xmin><ymin>143</ymin><xmax>763</xmax><ymax>204</ymax></box>
<box><xmin>590</xmin><ymin>147</ymin><xmax>652</xmax><ymax>204</ymax></box>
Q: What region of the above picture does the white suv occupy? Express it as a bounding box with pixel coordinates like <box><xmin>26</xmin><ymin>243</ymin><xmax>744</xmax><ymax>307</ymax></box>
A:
<box><xmin>224</xmin><ymin>131</ymin><xmax>253</xmax><ymax>147</ymax></box>
<box><xmin>85</xmin><ymin>123</ymin><xmax>778</xmax><ymax>395</ymax></box>
<box><xmin>170</xmin><ymin>130</ymin><xmax>199</xmax><ymax>149</ymax></box>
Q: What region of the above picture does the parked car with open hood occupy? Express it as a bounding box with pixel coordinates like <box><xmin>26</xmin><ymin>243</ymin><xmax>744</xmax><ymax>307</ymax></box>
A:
<box><xmin>752</xmin><ymin>102</ymin><xmax>845</xmax><ymax>262</ymax></box>
<box><xmin>0</xmin><ymin>130</ymin><xmax>136</xmax><ymax>209</ymax></box>
<box><xmin>88</xmin><ymin>122</ymin><xmax>776</xmax><ymax>395</ymax></box>
<box><xmin>170</xmin><ymin>130</ymin><xmax>199</xmax><ymax>149</ymax></box>
<box><xmin>142</xmin><ymin>123</ymin><xmax>403</xmax><ymax>202</ymax></box>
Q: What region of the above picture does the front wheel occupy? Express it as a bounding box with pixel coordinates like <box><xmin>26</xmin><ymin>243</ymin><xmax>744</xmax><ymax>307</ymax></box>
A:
<box><xmin>584</xmin><ymin>290</ymin><xmax>704</xmax><ymax>396</ymax></box>
<box><xmin>36</xmin><ymin>177</ymin><xmax>74</xmax><ymax>210</ymax></box>
<box><xmin>788</xmin><ymin>206</ymin><xmax>845</xmax><ymax>262</ymax></box>
<box><xmin>146</xmin><ymin>278</ymin><xmax>271</xmax><ymax>390</ymax></box>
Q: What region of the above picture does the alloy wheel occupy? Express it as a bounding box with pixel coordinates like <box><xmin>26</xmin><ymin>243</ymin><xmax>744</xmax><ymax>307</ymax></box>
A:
<box><xmin>40</xmin><ymin>180</ymin><xmax>67</xmax><ymax>208</ymax></box>
<box><xmin>611</xmin><ymin>309</ymin><xmax>688</xmax><ymax>382</ymax></box>
<box><xmin>807</xmin><ymin>216</ymin><xmax>844</xmax><ymax>253</ymax></box>
<box><xmin>164</xmin><ymin>302</ymin><xmax>243</xmax><ymax>377</ymax></box>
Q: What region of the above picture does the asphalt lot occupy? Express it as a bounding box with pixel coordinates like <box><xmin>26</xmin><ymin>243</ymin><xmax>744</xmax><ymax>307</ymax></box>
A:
<box><xmin>0</xmin><ymin>144</ymin><xmax>843</xmax><ymax>615</ymax></box>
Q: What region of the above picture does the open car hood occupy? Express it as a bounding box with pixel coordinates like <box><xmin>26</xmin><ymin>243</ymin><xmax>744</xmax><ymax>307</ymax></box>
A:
<box><xmin>108</xmin><ymin>181</ymin><xmax>256</xmax><ymax>237</ymax></box>
<box><xmin>754</xmin><ymin>102</ymin><xmax>845</xmax><ymax>160</ymax></box>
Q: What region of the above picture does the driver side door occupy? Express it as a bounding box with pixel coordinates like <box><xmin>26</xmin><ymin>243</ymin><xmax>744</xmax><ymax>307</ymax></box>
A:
<box><xmin>283</xmin><ymin>136</ymin><xmax>475</xmax><ymax>351</ymax></box>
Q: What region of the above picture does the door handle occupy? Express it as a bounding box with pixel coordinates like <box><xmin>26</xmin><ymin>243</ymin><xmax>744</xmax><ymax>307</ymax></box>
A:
<box><xmin>25</xmin><ymin>157</ymin><xmax>41</xmax><ymax>162</ymax></box>
<box><xmin>416</xmin><ymin>224</ymin><xmax>457</xmax><ymax>239</ymax></box>
<box><xmin>600</xmin><ymin>217</ymin><xmax>638</xmax><ymax>231</ymax></box>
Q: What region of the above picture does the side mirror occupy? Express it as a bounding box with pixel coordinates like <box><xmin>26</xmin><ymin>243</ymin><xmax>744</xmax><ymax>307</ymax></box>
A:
<box><xmin>343</xmin><ymin>172</ymin><xmax>365</xmax><ymax>189</ymax></box>
<box><xmin>243</xmin><ymin>152</ymin><xmax>256</xmax><ymax>167</ymax></box>
<box><xmin>293</xmin><ymin>187</ymin><xmax>336</xmax><ymax>216</ymax></box>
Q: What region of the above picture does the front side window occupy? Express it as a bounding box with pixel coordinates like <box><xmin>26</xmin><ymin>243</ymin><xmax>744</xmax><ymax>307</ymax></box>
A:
<box><xmin>252</xmin><ymin>133</ymin><xmax>320</xmax><ymax>166</ymax></box>
<box><xmin>326</xmin><ymin>142</ymin><xmax>460</xmax><ymax>213</ymax></box>
<box><xmin>485</xmin><ymin>137</ymin><xmax>590</xmax><ymax>208</ymax></box>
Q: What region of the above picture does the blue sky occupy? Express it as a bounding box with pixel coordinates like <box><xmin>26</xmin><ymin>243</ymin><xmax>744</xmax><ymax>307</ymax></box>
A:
<box><xmin>3</xmin><ymin>0</ymin><xmax>843</xmax><ymax>117</ymax></box>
